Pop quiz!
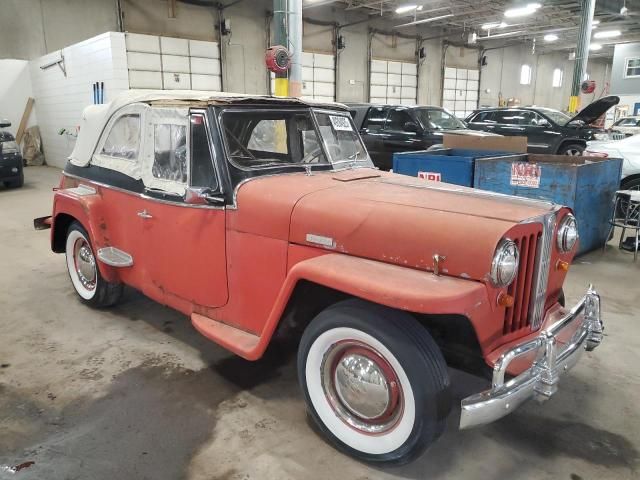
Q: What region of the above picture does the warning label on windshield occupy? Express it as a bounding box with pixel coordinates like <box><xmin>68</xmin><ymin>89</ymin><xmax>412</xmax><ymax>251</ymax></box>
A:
<box><xmin>510</xmin><ymin>162</ymin><xmax>541</xmax><ymax>188</ymax></box>
<box><xmin>329</xmin><ymin>115</ymin><xmax>353</xmax><ymax>131</ymax></box>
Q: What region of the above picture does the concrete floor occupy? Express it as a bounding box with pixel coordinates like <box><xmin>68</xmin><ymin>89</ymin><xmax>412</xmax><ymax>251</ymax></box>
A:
<box><xmin>0</xmin><ymin>166</ymin><xmax>638</xmax><ymax>480</ymax></box>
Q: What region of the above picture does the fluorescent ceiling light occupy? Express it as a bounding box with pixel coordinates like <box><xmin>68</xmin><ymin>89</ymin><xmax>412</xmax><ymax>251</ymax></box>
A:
<box><xmin>590</xmin><ymin>43</ymin><xmax>602</xmax><ymax>51</ymax></box>
<box><xmin>396</xmin><ymin>4</ymin><xmax>423</xmax><ymax>14</ymax></box>
<box><xmin>504</xmin><ymin>3</ymin><xmax>541</xmax><ymax>18</ymax></box>
<box><xmin>544</xmin><ymin>33</ymin><xmax>558</xmax><ymax>42</ymax></box>
<box><xmin>477</xmin><ymin>30</ymin><xmax>525</xmax><ymax>40</ymax></box>
<box><xmin>394</xmin><ymin>13</ymin><xmax>453</xmax><ymax>28</ymax></box>
<box><xmin>591</xmin><ymin>19</ymin><xmax>600</xmax><ymax>25</ymax></box>
<box><xmin>594</xmin><ymin>30</ymin><xmax>621</xmax><ymax>39</ymax></box>
<box><xmin>481</xmin><ymin>22</ymin><xmax>507</xmax><ymax>30</ymax></box>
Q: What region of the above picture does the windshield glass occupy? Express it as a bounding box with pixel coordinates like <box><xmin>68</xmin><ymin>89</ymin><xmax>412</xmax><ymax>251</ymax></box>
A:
<box><xmin>538</xmin><ymin>108</ymin><xmax>570</xmax><ymax>126</ymax></box>
<box><xmin>413</xmin><ymin>108</ymin><xmax>466</xmax><ymax>130</ymax></box>
<box><xmin>221</xmin><ymin>109</ymin><xmax>371</xmax><ymax>171</ymax></box>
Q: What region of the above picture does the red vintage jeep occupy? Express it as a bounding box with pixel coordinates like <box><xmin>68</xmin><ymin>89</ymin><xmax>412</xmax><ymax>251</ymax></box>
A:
<box><xmin>35</xmin><ymin>91</ymin><xmax>604</xmax><ymax>464</ymax></box>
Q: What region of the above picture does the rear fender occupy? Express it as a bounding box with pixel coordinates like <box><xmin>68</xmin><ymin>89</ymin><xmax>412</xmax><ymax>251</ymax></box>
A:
<box><xmin>52</xmin><ymin>188</ymin><xmax>119</xmax><ymax>283</ymax></box>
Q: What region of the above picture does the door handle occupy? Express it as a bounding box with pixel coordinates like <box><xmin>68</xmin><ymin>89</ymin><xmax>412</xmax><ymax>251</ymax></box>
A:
<box><xmin>137</xmin><ymin>209</ymin><xmax>153</xmax><ymax>219</ymax></box>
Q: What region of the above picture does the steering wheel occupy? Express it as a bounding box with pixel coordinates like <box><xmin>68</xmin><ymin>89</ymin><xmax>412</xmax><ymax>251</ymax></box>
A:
<box><xmin>301</xmin><ymin>144</ymin><xmax>341</xmax><ymax>164</ymax></box>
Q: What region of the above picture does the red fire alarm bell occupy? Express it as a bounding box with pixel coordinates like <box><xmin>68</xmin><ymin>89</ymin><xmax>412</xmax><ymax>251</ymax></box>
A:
<box><xmin>265</xmin><ymin>45</ymin><xmax>291</xmax><ymax>74</ymax></box>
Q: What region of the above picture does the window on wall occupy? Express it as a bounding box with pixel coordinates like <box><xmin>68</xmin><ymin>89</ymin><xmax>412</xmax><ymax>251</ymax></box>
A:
<box><xmin>552</xmin><ymin>68</ymin><xmax>563</xmax><ymax>88</ymax></box>
<box><xmin>625</xmin><ymin>58</ymin><xmax>640</xmax><ymax>78</ymax></box>
<box><xmin>520</xmin><ymin>65</ymin><xmax>532</xmax><ymax>85</ymax></box>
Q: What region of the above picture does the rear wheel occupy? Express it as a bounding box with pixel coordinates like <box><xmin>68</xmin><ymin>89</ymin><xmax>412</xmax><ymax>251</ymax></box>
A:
<box><xmin>65</xmin><ymin>222</ymin><xmax>123</xmax><ymax>307</ymax></box>
<box><xmin>298</xmin><ymin>299</ymin><xmax>451</xmax><ymax>464</ymax></box>
<box><xmin>558</xmin><ymin>143</ymin><xmax>585</xmax><ymax>156</ymax></box>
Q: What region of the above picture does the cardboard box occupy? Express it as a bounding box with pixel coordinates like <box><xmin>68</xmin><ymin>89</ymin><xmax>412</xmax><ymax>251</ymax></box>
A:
<box><xmin>443</xmin><ymin>134</ymin><xmax>527</xmax><ymax>153</ymax></box>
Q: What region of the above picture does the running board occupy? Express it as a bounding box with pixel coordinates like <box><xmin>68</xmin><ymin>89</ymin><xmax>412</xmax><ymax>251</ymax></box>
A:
<box><xmin>97</xmin><ymin>247</ymin><xmax>134</xmax><ymax>267</ymax></box>
<box><xmin>191</xmin><ymin>313</ymin><xmax>260</xmax><ymax>360</ymax></box>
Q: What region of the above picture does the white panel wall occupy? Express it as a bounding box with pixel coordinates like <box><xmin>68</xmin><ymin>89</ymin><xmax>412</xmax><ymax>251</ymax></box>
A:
<box><xmin>29</xmin><ymin>32</ymin><xmax>129</xmax><ymax>168</ymax></box>
<box><xmin>271</xmin><ymin>52</ymin><xmax>335</xmax><ymax>101</ymax></box>
<box><xmin>369</xmin><ymin>59</ymin><xmax>417</xmax><ymax>105</ymax></box>
<box><xmin>443</xmin><ymin>66</ymin><xmax>479</xmax><ymax>118</ymax></box>
<box><xmin>125</xmin><ymin>33</ymin><xmax>221</xmax><ymax>92</ymax></box>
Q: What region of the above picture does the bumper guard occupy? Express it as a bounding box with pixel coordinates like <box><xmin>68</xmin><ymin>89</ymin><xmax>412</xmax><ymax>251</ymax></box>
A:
<box><xmin>459</xmin><ymin>285</ymin><xmax>603</xmax><ymax>429</ymax></box>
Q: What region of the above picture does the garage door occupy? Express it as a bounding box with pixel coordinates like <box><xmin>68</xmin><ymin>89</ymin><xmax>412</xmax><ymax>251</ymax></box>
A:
<box><xmin>369</xmin><ymin>59</ymin><xmax>417</xmax><ymax>105</ymax></box>
<box><xmin>270</xmin><ymin>52</ymin><xmax>335</xmax><ymax>101</ymax></box>
<box><xmin>126</xmin><ymin>33</ymin><xmax>222</xmax><ymax>91</ymax></box>
<box><xmin>442</xmin><ymin>67</ymin><xmax>478</xmax><ymax>118</ymax></box>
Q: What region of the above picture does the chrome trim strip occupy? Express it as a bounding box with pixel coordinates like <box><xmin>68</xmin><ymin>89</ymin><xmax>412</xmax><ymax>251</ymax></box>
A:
<box><xmin>62</xmin><ymin>172</ymin><xmax>226</xmax><ymax>210</ymax></box>
<box><xmin>529</xmin><ymin>212</ymin><xmax>556</xmax><ymax>330</ymax></box>
<box><xmin>459</xmin><ymin>286</ymin><xmax>603</xmax><ymax>429</ymax></box>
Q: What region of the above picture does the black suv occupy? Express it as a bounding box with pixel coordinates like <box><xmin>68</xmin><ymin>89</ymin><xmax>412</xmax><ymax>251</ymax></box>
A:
<box><xmin>348</xmin><ymin>103</ymin><xmax>498</xmax><ymax>170</ymax></box>
<box><xmin>465</xmin><ymin>96</ymin><xmax>619</xmax><ymax>156</ymax></box>
<box><xmin>0</xmin><ymin>120</ymin><xmax>24</xmax><ymax>188</ymax></box>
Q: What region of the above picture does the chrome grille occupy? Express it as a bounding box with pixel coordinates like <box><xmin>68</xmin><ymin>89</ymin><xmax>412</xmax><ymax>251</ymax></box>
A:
<box><xmin>611</xmin><ymin>132</ymin><xmax>627</xmax><ymax>141</ymax></box>
<box><xmin>503</xmin><ymin>231</ymin><xmax>540</xmax><ymax>333</ymax></box>
<box><xmin>529</xmin><ymin>213</ymin><xmax>556</xmax><ymax>331</ymax></box>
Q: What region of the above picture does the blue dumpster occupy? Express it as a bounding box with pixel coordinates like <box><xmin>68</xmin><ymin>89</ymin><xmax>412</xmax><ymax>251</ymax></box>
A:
<box><xmin>474</xmin><ymin>154</ymin><xmax>623</xmax><ymax>255</ymax></box>
<box><xmin>392</xmin><ymin>148</ymin><xmax>519</xmax><ymax>187</ymax></box>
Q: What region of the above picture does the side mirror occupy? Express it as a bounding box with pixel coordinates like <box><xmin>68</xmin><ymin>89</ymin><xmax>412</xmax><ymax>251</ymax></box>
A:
<box><xmin>184</xmin><ymin>187</ymin><xmax>225</xmax><ymax>205</ymax></box>
<box><xmin>0</xmin><ymin>119</ymin><xmax>11</xmax><ymax>128</ymax></box>
<box><xmin>403</xmin><ymin>121</ymin><xmax>421</xmax><ymax>133</ymax></box>
<box><xmin>537</xmin><ymin>119</ymin><xmax>550</xmax><ymax>127</ymax></box>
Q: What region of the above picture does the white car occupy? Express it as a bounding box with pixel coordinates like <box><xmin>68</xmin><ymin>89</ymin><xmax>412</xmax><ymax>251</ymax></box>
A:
<box><xmin>586</xmin><ymin>133</ymin><xmax>640</xmax><ymax>190</ymax></box>
<box><xmin>611</xmin><ymin>116</ymin><xmax>640</xmax><ymax>136</ymax></box>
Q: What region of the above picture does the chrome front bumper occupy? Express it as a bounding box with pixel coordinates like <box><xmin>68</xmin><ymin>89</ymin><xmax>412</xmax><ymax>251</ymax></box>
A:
<box><xmin>459</xmin><ymin>286</ymin><xmax>604</xmax><ymax>429</ymax></box>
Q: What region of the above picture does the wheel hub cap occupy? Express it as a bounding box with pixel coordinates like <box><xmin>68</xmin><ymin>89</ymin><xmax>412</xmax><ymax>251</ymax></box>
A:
<box><xmin>321</xmin><ymin>341</ymin><xmax>403</xmax><ymax>434</ymax></box>
<box><xmin>75</xmin><ymin>240</ymin><xmax>96</xmax><ymax>290</ymax></box>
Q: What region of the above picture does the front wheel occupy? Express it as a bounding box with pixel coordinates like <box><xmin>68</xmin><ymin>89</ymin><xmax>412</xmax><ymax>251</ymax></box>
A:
<box><xmin>65</xmin><ymin>222</ymin><xmax>123</xmax><ymax>307</ymax></box>
<box><xmin>297</xmin><ymin>299</ymin><xmax>451</xmax><ymax>464</ymax></box>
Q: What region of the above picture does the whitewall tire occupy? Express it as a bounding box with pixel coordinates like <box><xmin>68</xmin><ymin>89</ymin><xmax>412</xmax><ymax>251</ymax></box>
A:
<box><xmin>298</xmin><ymin>299</ymin><xmax>451</xmax><ymax>464</ymax></box>
<box><xmin>65</xmin><ymin>222</ymin><xmax>123</xmax><ymax>307</ymax></box>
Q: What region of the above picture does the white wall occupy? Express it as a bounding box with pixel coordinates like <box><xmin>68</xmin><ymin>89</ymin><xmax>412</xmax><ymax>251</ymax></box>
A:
<box><xmin>29</xmin><ymin>33</ymin><xmax>129</xmax><ymax>168</ymax></box>
<box><xmin>0</xmin><ymin>60</ymin><xmax>37</xmax><ymax>137</ymax></box>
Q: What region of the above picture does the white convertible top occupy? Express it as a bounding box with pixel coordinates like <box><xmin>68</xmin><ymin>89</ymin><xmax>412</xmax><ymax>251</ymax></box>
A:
<box><xmin>69</xmin><ymin>89</ymin><xmax>347</xmax><ymax>166</ymax></box>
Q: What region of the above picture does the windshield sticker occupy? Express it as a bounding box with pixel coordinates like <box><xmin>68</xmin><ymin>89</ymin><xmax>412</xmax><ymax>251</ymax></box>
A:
<box><xmin>418</xmin><ymin>171</ymin><xmax>442</xmax><ymax>182</ymax></box>
<box><xmin>510</xmin><ymin>162</ymin><xmax>541</xmax><ymax>188</ymax></box>
<box><xmin>329</xmin><ymin>115</ymin><xmax>353</xmax><ymax>131</ymax></box>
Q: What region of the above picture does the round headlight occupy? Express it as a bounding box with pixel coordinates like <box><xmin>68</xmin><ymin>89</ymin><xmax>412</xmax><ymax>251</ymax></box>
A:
<box><xmin>490</xmin><ymin>239</ymin><xmax>519</xmax><ymax>287</ymax></box>
<box><xmin>557</xmin><ymin>214</ymin><xmax>578</xmax><ymax>252</ymax></box>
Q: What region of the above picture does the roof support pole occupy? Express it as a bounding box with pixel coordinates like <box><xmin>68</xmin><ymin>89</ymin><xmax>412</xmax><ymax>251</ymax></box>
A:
<box><xmin>288</xmin><ymin>0</ymin><xmax>303</xmax><ymax>97</ymax></box>
<box><xmin>273</xmin><ymin>0</ymin><xmax>289</xmax><ymax>97</ymax></box>
<box><xmin>569</xmin><ymin>0</ymin><xmax>595</xmax><ymax>113</ymax></box>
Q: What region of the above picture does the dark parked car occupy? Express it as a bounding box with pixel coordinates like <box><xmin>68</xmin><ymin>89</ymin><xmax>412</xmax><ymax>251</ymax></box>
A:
<box><xmin>348</xmin><ymin>104</ymin><xmax>498</xmax><ymax>170</ymax></box>
<box><xmin>465</xmin><ymin>96</ymin><xmax>620</xmax><ymax>156</ymax></box>
<box><xmin>0</xmin><ymin>120</ymin><xmax>24</xmax><ymax>188</ymax></box>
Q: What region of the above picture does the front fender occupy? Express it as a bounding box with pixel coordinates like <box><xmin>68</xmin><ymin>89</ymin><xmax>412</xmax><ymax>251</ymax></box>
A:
<box><xmin>252</xmin><ymin>251</ymin><xmax>497</xmax><ymax>360</ymax></box>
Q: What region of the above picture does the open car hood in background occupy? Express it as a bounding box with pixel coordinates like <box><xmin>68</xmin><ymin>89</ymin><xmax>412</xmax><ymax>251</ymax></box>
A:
<box><xmin>568</xmin><ymin>95</ymin><xmax>619</xmax><ymax>126</ymax></box>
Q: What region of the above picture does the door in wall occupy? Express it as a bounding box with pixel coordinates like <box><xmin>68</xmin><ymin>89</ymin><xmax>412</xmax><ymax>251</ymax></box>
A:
<box><xmin>442</xmin><ymin>67</ymin><xmax>479</xmax><ymax>118</ymax></box>
<box><xmin>369</xmin><ymin>59</ymin><xmax>417</xmax><ymax>105</ymax></box>
<box><xmin>270</xmin><ymin>52</ymin><xmax>336</xmax><ymax>102</ymax></box>
<box><xmin>125</xmin><ymin>33</ymin><xmax>222</xmax><ymax>92</ymax></box>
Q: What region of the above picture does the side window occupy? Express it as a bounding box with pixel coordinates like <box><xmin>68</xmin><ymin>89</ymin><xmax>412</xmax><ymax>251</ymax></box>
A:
<box><xmin>101</xmin><ymin>114</ymin><xmax>140</xmax><ymax>159</ymax></box>
<box><xmin>152</xmin><ymin>124</ymin><xmax>187</xmax><ymax>183</ymax></box>
<box><xmin>472</xmin><ymin>111</ymin><xmax>496</xmax><ymax>123</ymax></box>
<box><xmin>190</xmin><ymin>114</ymin><xmax>218</xmax><ymax>190</ymax></box>
<box><xmin>247</xmin><ymin>120</ymin><xmax>288</xmax><ymax>154</ymax></box>
<box><xmin>493</xmin><ymin>110</ymin><xmax>523</xmax><ymax>125</ymax></box>
<box><xmin>385</xmin><ymin>109</ymin><xmax>413</xmax><ymax>131</ymax></box>
<box><xmin>363</xmin><ymin>107</ymin><xmax>388</xmax><ymax>131</ymax></box>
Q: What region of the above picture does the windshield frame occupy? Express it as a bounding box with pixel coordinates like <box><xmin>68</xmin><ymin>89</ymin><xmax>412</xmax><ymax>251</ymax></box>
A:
<box><xmin>413</xmin><ymin>107</ymin><xmax>467</xmax><ymax>131</ymax></box>
<box><xmin>218</xmin><ymin>106</ymin><xmax>373</xmax><ymax>173</ymax></box>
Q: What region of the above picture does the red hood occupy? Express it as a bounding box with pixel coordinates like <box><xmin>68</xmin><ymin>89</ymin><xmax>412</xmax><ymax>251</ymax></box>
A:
<box><xmin>229</xmin><ymin>169</ymin><xmax>556</xmax><ymax>281</ymax></box>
